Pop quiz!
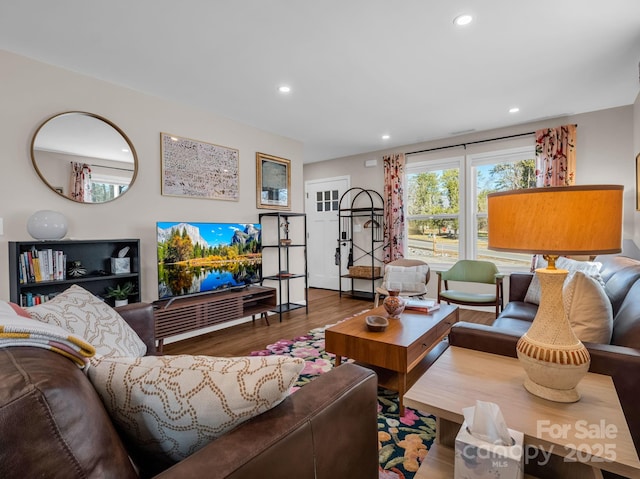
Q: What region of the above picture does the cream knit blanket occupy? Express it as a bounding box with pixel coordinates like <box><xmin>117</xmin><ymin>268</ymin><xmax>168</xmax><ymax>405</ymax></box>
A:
<box><xmin>0</xmin><ymin>313</ymin><xmax>95</xmax><ymax>368</ymax></box>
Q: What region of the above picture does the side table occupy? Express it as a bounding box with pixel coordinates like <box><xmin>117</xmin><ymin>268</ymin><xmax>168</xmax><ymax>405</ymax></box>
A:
<box><xmin>404</xmin><ymin>346</ymin><xmax>640</xmax><ymax>479</ymax></box>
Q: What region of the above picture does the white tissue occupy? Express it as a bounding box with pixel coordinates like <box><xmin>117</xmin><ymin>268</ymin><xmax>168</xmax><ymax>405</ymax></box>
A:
<box><xmin>462</xmin><ymin>400</ymin><xmax>512</xmax><ymax>446</ymax></box>
<box><xmin>117</xmin><ymin>246</ymin><xmax>130</xmax><ymax>258</ymax></box>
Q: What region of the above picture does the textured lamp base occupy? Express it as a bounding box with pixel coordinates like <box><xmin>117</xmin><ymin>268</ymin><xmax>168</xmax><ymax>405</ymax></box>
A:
<box><xmin>516</xmin><ymin>266</ymin><xmax>590</xmax><ymax>403</ymax></box>
<box><xmin>517</xmin><ymin>344</ymin><xmax>590</xmax><ymax>403</ymax></box>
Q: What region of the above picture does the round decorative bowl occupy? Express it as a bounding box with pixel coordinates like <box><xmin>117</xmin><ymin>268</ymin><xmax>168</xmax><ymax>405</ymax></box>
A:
<box><xmin>365</xmin><ymin>315</ymin><xmax>389</xmax><ymax>332</ymax></box>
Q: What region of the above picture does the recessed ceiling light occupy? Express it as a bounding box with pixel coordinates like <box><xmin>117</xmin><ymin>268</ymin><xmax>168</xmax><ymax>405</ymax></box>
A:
<box><xmin>122</xmin><ymin>148</ymin><xmax>130</xmax><ymax>153</ymax></box>
<box><xmin>278</xmin><ymin>85</ymin><xmax>291</xmax><ymax>93</ymax></box>
<box><xmin>453</xmin><ymin>14</ymin><xmax>473</xmax><ymax>26</ymax></box>
<box><xmin>382</xmin><ymin>134</ymin><xmax>390</xmax><ymax>140</ymax></box>
<box><xmin>509</xmin><ymin>107</ymin><xmax>520</xmax><ymax>113</ymax></box>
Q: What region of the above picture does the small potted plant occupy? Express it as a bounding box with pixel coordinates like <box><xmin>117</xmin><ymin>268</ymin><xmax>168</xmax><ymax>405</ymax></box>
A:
<box><xmin>106</xmin><ymin>281</ymin><xmax>136</xmax><ymax>307</ymax></box>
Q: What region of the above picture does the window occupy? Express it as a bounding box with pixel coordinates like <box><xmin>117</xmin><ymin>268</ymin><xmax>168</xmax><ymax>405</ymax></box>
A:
<box><xmin>406</xmin><ymin>158</ymin><xmax>462</xmax><ymax>264</ymax></box>
<box><xmin>406</xmin><ymin>146</ymin><xmax>535</xmax><ymax>269</ymax></box>
<box><xmin>90</xmin><ymin>172</ymin><xmax>130</xmax><ymax>203</ymax></box>
<box><xmin>316</xmin><ymin>189</ymin><xmax>339</xmax><ymax>212</ymax></box>
<box><xmin>91</xmin><ymin>182</ymin><xmax>129</xmax><ymax>202</ymax></box>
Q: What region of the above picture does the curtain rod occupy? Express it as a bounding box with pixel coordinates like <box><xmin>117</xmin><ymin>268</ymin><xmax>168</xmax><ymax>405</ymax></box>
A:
<box><xmin>406</xmin><ymin>124</ymin><xmax>578</xmax><ymax>156</ymax></box>
<box><xmin>406</xmin><ymin>131</ymin><xmax>535</xmax><ymax>156</ymax></box>
<box><xmin>71</xmin><ymin>161</ymin><xmax>134</xmax><ymax>172</ymax></box>
<box><xmin>88</xmin><ymin>163</ymin><xmax>134</xmax><ymax>172</ymax></box>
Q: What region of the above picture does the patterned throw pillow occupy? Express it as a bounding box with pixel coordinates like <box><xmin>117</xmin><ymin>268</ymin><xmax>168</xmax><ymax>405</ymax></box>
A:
<box><xmin>524</xmin><ymin>257</ymin><xmax>603</xmax><ymax>305</ymax></box>
<box><xmin>563</xmin><ymin>271</ymin><xmax>613</xmax><ymax>343</ymax></box>
<box><xmin>26</xmin><ymin>284</ymin><xmax>146</xmax><ymax>357</ymax></box>
<box><xmin>87</xmin><ymin>354</ymin><xmax>305</xmax><ymax>462</ymax></box>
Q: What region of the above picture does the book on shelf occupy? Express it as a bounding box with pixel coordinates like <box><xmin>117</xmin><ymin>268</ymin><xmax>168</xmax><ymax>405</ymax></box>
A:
<box><xmin>403</xmin><ymin>298</ymin><xmax>440</xmax><ymax>312</ymax></box>
<box><xmin>20</xmin><ymin>291</ymin><xmax>59</xmax><ymax>307</ymax></box>
<box><xmin>19</xmin><ymin>249</ymin><xmax>67</xmax><ymax>283</ymax></box>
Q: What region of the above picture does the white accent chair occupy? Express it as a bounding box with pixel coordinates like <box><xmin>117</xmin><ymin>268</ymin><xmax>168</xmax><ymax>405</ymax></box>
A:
<box><xmin>374</xmin><ymin>259</ymin><xmax>431</xmax><ymax>307</ymax></box>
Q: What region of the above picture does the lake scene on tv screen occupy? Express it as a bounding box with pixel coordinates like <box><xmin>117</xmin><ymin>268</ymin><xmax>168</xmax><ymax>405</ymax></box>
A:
<box><xmin>157</xmin><ymin>222</ymin><xmax>262</xmax><ymax>299</ymax></box>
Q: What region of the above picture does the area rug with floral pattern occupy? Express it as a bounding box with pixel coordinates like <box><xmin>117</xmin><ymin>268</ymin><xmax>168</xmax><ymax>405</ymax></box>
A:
<box><xmin>250</xmin><ymin>314</ymin><xmax>436</xmax><ymax>479</ymax></box>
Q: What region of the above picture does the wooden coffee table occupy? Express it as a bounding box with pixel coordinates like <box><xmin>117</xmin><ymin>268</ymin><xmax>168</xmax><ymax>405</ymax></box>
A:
<box><xmin>405</xmin><ymin>346</ymin><xmax>640</xmax><ymax>479</ymax></box>
<box><xmin>325</xmin><ymin>303</ymin><xmax>459</xmax><ymax>416</ymax></box>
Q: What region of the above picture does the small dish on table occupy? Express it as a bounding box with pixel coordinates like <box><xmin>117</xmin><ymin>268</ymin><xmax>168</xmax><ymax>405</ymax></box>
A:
<box><xmin>365</xmin><ymin>315</ymin><xmax>389</xmax><ymax>332</ymax></box>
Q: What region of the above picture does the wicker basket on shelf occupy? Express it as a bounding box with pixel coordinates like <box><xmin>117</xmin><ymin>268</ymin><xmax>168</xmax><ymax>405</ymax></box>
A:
<box><xmin>348</xmin><ymin>265</ymin><xmax>381</xmax><ymax>279</ymax></box>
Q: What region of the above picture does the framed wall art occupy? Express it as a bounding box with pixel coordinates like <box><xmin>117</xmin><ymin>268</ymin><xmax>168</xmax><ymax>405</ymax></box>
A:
<box><xmin>256</xmin><ymin>152</ymin><xmax>291</xmax><ymax>210</ymax></box>
<box><xmin>160</xmin><ymin>133</ymin><xmax>239</xmax><ymax>201</ymax></box>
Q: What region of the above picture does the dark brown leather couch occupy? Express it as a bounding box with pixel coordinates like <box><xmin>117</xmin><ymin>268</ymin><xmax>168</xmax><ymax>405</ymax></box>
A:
<box><xmin>447</xmin><ymin>254</ymin><xmax>640</xmax><ymax>475</ymax></box>
<box><xmin>0</xmin><ymin>303</ymin><xmax>379</xmax><ymax>479</ymax></box>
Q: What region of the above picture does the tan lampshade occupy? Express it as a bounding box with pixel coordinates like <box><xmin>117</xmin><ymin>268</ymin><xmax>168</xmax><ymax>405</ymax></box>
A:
<box><xmin>487</xmin><ymin>185</ymin><xmax>623</xmax><ymax>256</ymax></box>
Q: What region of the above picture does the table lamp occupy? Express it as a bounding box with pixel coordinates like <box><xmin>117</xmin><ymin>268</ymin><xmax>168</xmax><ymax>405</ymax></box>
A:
<box><xmin>487</xmin><ymin>185</ymin><xmax>623</xmax><ymax>402</ymax></box>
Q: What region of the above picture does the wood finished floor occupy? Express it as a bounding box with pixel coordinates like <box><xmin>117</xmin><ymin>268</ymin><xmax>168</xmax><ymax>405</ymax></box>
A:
<box><xmin>162</xmin><ymin>288</ymin><xmax>495</xmax><ymax>357</ymax></box>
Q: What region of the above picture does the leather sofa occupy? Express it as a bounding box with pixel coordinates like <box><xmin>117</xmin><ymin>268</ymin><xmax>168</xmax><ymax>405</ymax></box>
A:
<box><xmin>447</xmin><ymin>254</ymin><xmax>640</xmax><ymax>465</ymax></box>
<box><xmin>0</xmin><ymin>303</ymin><xmax>379</xmax><ymax>479</ymax></box>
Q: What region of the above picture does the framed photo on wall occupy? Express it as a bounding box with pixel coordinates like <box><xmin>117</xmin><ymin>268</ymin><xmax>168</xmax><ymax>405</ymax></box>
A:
<box><xmin>256</xmin><ymin>152</ymin><xmax>291</xmax><ymax>210</ymax></box>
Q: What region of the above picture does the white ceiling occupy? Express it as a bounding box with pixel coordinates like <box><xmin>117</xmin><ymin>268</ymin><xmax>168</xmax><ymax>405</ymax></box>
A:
<box><xmin>2</xmin><ymin>1</ymin><xmax>639</xmax><ymax>164</ymax></box>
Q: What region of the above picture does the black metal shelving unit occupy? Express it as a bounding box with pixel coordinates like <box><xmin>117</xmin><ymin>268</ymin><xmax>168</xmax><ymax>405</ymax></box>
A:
<box><xmin>337</xmin><ymin>188</ymin><xmax>384</xmax><ymax>300</ymax></box>
<box><xmin>259</xmin><ymin>212</ymin><xmax>308</xmax><ymax>321</ymax></box>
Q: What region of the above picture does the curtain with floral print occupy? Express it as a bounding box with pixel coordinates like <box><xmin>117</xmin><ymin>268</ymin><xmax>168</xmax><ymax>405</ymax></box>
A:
<box><xmin>535</xmin><ymin>124</ymin><xmax>576</xmax><ymax>186</ymax></box>
<box><xmin>70</xmin><ymin>162</ymin><xmax>92</xmax><ymax>202</ymax></box>
<box><xmin>383</xmin><ymin>153</ymin><xmax>405</xmax><ymax>262</ymax></box>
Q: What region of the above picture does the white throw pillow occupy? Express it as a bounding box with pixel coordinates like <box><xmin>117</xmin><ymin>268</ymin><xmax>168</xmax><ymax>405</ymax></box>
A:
<box><xmin>563</xmin><ymin>271</ymin><xmax>613</xmax><ymax>343</ymax></box>
<box><xmin>384</xmin><ymin>264</ymin><xmax>429</xmax><ymax>293</ymax></box>
<box><xmin>87</xmin><ymin>354</ymin><xmax>305</xmax><ymax>462</ymax></box>
<box><xmin>26</xmin><ymin>284</ymin><xmax>146</xmax><ymax>358</ymax></box>
<box><xmin>524</xmin><ymin>257</ymin><xmax>603</xmax><ymax>305</ymax></box>
<box><xmin>556</xmin><ymin>257</ymin><xmax>604</xmax><ymax>285</ymax></box>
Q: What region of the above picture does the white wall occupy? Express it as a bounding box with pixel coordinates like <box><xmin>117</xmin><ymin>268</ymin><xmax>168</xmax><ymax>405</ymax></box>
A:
<box><xmin>0</xmin><ymin>50</ymin><xmax>304</xmax><ymax>303</ymax></box>
<box><xmin>305</xmin><ymin>105</ymin><xmax>638</xmax><ymax>250</ymax></box>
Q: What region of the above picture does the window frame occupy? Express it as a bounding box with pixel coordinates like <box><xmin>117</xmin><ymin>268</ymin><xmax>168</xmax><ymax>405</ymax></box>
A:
<box><xmin>405</xmin><ymin>154</ymin><xmax>465</xmax><ymax>265</ymax></box>
<box><xmin>405</xmin><ymin>145</ymin><xmax>535</xmax><ymax>273</ymax></box>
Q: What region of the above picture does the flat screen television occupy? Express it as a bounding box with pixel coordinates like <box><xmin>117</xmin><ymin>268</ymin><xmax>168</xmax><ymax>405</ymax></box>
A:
<box><xmin>156</xmin><ymin>221</ymin><xmax>262</xmax><ymax>301</ymax></box>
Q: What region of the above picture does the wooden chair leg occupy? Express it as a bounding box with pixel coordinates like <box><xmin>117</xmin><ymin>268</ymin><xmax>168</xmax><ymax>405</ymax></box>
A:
<box><xmin>252</xmin><ymin>313</ymin><xmax>270</xmax><ymax>326</ymax></box>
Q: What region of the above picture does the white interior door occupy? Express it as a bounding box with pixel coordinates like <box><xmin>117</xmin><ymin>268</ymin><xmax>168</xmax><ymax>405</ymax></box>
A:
<box><xmin>304</xmin><ymin>176</ymin><xmax>350</xmax><ymax>290</ymax></box>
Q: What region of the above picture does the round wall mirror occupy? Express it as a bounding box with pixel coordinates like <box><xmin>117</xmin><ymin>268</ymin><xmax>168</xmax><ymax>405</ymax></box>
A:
<box><xmin>31</xmin><ymin>112</ymin><xmax>138</xmax><ymax>203</ymax></box>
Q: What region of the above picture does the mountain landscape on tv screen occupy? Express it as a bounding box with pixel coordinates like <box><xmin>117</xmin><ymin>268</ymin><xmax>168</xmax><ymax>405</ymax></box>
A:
<box><xmin>156</xmin><ymin>222</ymin><xmax>262</xmax><ymax>299</ymax></box>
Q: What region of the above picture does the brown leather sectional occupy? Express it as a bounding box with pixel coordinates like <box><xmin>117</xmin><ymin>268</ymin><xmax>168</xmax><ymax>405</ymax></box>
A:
<box><xmin>0</xmin><ymin>303</ymin><xmax>379</xmax><ymax>479</ymax></box>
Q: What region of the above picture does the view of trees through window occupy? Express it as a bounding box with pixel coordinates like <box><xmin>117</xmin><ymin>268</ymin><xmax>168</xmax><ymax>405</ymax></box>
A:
<box><xmin>406</xmin><ymin>152</ymin><xmax>535</xmax><ymax>267</ymax></box>
<box><xmin>91</xmin><ymin>182</ymin><xmax>128</xmax><ymax>203</ymax></box>
<box><xmin>407</xmin><ymin>166</ymin><xmax>461</xmax><ymax>263</ymax></box>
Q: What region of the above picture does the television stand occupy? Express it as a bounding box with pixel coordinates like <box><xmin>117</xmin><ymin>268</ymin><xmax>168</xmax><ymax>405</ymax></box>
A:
<box><xmin>153</xmin><ymin>285</ymin><xmax>276</xmax><ymax>352</ymax></box>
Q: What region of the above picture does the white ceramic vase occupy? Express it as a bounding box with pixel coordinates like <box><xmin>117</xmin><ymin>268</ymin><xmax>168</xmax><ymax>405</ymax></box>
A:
<box><xmin>27</xmin><ymin>210</ymin><xmax>68</xmax><ymax>240</ymax></box>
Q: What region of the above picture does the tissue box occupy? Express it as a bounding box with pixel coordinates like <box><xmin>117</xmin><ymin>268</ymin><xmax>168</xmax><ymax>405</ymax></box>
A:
<box><xmin>454</xmin><ymin>420</ymin><xmax>524</xmax><ymax>479</ymax></box>
<box><xmin>110</xmin><ymin>257</ymin><xmax>130</xmax><ymax>274</ymax></box>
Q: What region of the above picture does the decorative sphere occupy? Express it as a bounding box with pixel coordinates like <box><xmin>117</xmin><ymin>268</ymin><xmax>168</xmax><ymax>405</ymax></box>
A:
<box><xmin>27</xmin><ymin>210</ymin><xmax>68</xmax><ymax>240</ymax></box>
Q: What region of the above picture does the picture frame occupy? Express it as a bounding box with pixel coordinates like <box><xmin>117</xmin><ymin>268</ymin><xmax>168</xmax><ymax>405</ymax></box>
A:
<box><xmin>160</xmin><ymin>132</ymin><xmax>239</xmax><ymax>201</ymax></box>
<box><xmin>256</xmin><ymin>152</ymin><xmax>291</xmax><ymax>210</ymax></box>
<box><xmin>637</xmin><ymin>152</ymin><xmax>640</xmax><ymax>211</ymax></box>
